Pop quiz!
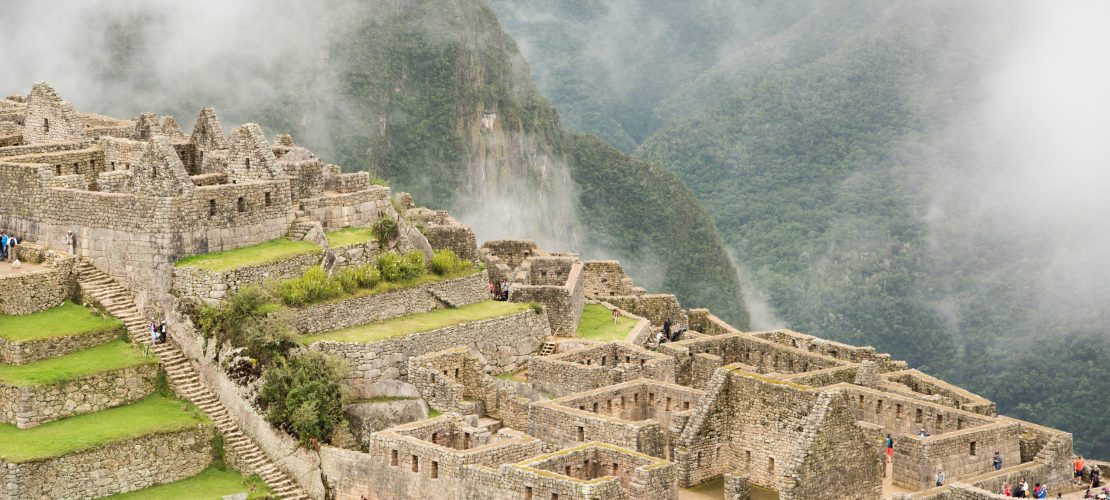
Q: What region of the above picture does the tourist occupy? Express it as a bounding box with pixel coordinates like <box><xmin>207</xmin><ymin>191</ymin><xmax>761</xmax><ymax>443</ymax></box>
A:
<box><xmin>0</xmin><ymin>232</ymin><xmax>7</xmax><ymax>260</ymax></box>
<box><xmin>5</xmin><ymin>233</ymin><xmax>15</xmax><ymax>262</ymax></box>
<box><xmin>501</xmin><ymin>280</ymin><xmax>510</xmax><ymax>301</ymax></box>
<box><xmin>1020</xmin><ymin>478</ymin><xmax>1029</xmax><ymax>497</ymax></box>
<box><xmin>1093</xmin><ymin>466</ymin><xmax>1102</xmax><ymax>488</ymax></box>
<box><xmin>1078</xmin><ymin>456</ymin><xmax>1087</xmax><ymax>484</ymax></box>
<box><xmin>149</xmin><ymin>319</ymin><xmax>158</xmax><ymax>345</ymax></box>
<box><xmin>918</xmin><ymin>428</ymin><xmax>929</xmax><ymax>438</ymax></box>
<box><xmin>65</xmin><ymin>230</ymin><xmax>75</xmax><ymax>254</ymax></box>
<box><xmin>612</xmin><ymin>307</ymin><xmax>620</xmax><ymax>324</ymax></box>
<box><xmin>994</xmin><ymin>451</ymin><xmax>1004</xmax><ymax>470</ymax></box>
<box><xmin>886</xmin><ymin>433</ymin><xmax>894</xmax><ymax>463</ymax></box>
<box><xmin>158</xmin><ymin>320</ymin><xmax>167</xmax><ymax>344</ymax></box>
<box><xmin>1002</xmin><ymin>483</ymin><xmax>1012</xmax><ymax>496</ymax></box>
<box><xmin>1034</xmin><ymin>483</ymin><xmax>1047</xmax><ymax>498</ymax></box>
<box><xmin>935</xmin><ymin>466</ymin><xmax>945</xmax><ymax>487</ymax></box>
<box><xmin>662</xmin><ymin>318</ymin><xmax>672</xmax><ymax>339</ymax></box>
<box><xmin>488</xmin><ymin>281</ymin><xmax>495</xmax><ymax>298</ymax></box>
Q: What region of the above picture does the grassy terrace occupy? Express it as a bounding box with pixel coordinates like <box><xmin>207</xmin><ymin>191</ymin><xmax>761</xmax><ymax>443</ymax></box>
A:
<box><xmin>174</xmin><ymin>238</ymin><xmax>321</xmax><ymax>273</ymax></box>
<box><xmin>325</xmin><ymin>226</ymin><xmax>376</xmax><ymax>247</ymax></box>
<box><xmin>0</xmin><ymin>340</ymin><xmax>155</xmax><ymax>386</ymax></box>
<box><xmin>0</xmin><ymin>395</ymin><xmax>210</xmax><ymax>463</ymax></box>
<box><xmin>301</xmin><ymin>301</ymin><xmax>531</xmax><ymax>344</ymax></box>
<box><xmin>106</xmin><ymin>466</ymin><xmax>272</xmax><ymax>499</ymax></box>
<box><xmin>0</xmin><ymin>301</ymin><xmax>123</xmax><ymax>342</ymax></box>
<box><xmin>283</xmin><ymin>267</ymin><xmax>481</xmax><ymax>308</ymax></box>
<box><xmin>576</xmin><ymin>304</ymin><xmax>638</xmax><ymax>342</ymax></box>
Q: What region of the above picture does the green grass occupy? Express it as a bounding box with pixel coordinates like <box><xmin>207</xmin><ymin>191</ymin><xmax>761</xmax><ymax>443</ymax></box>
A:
<box><xmin>576</xmin><ymin>304</ymin><xmax>638</xmax><ymax>342</ymax></box>
<box><xmin>284</xmin><ymin>267</ymin><xmax>480</xmax><ymax>308</ymax></box>
<box><xmin>301</xmin><ymin>301</ymin><xmax>530</xmax><ymax>344</ymax></box>
<box><xmin>174</xmin><ymin>239</ymin><xmax>321</xmax><ymax>272</ymax></box>
<box><xmin>325</xmin><ymin>226</ymin><xmax>376</xmax><ymax>247</ymax></box>
<box><xmin>0</xmin><ymin>394</ymin><xmax>210</xmax><ymax>463</ymax></box>
<box><xmin>0</xmin><ymin>340</ymin><xmax>155</xmax><ymax>386</ymax></box>
<box><xmin>105</xmin><ymin>466</ymin><xmax>272</xmax><ymax>499</ymax></box>
<box><xmin>0</xmin><ymin>301</ymin><xmax>123</xmax><ymax>342</ymax></box>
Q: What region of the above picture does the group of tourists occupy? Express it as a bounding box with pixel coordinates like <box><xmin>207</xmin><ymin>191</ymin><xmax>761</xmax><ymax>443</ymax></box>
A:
<box><xmin>652</xmin><ymin>318</ymin><xmax>686</xmax><ymax>346</ymax></box>
<box><xmin>148</xmin><ymin>319</ymin><xmax>167</xmax><ymax>345</ymax></box>
<box><xmin>489</xmin><ymin>280</ymin><xmax>511</xmax><ymax>301</ymax></box>
<box><xmin>1075</xmin><ymin>456</ymin><xmax>1107</xmax><ymax>498</ymax></box>
<box><xmin>1001</xmin><ymin>479</ymin><xmax>1050</xmax><ymax>497</ymax></box>
<box><xmin>0</xmin><ymin>231</ymin><xmax>19</xmax><ymax>262</ymax></box>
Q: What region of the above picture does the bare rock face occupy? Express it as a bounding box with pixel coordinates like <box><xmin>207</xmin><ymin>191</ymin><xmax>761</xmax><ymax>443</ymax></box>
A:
<box><xmin>344</xmin><ymin>398</ymin><xmax>430</xmax><ymax>450</ymax></box>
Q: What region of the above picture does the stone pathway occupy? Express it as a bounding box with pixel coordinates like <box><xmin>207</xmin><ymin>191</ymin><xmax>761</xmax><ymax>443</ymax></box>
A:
<box><xmin>77</xmin><ymin>261</ymin><xmax>309</xmax><ymax>500</ymax></box>
<box><xmin>883</xmin><ymin>459</ymin><xmax>914</xmax><ymax>498</ymax></box>
<box><xmin>0</xmin><ymin>260</ymin><xmax>45</xmax><ymax>276</ymax></box>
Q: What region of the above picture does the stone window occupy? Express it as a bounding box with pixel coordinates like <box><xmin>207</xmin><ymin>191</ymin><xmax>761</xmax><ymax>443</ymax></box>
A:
<box><xmin>391</xmin><ymin>449</ymin><xmax>398</xmax><ymax>466</ymax></box>
<box><xmin>431</xmin><ymin>432</ymin><xmax>438</xmax><ymax>444</ymax></box>
<box><xmin>916</xmin><ymin>408</ymin><xmax>924</xmax><ymax>423</ymax></box>
<box><xmin>666</xmin><ymin>397</ymin><xmax>672</xmax><ymax>411</ymax></box>
<box><xmin>649</xmin><ymin>393</ymin><xmax>655</xmax><ymax>405</ymax></box>
<box><xmin>264</xmin><ymin>192</ymin><xmax>272</xmax><ymax>206</ymax></box>
<box><xmin>237</xmin><ymin>197</ymin><xmax>246</xmax><ymax>212</ymax></box>
<box><xmin>745</xmin><ymin>450</ymin><xmax>752</xmax><ymax>468</ymax></box>
<box><xmin>111</xmin><ymin>161</ymin><xmax>116</xmax><ymax>170</ymax></box>
<box><xmin>565</xmin><ymin>466</ymin><xmax>571</xmax><ymax>476</ymax></box>
<box><xmin>592</xmin><ymin>402</ymin><xmax>598</xmax><ymax>413</ymax></box>
<box><xmin>552</xmin><ymin>494</ymin><xmax>559</xmax><ymax>500</ymax></box>
<box><xmin>684</xmin><ymin>401</ymin><xmax>690</xmax><ymax>410</ymax></box>
<box><xmin>768</xmin><ymin>457</ymin><xmax>775</xmax><ymax>474</ymax></box>
<box><xmin>858</xmin><ymin>395</ymin><xmax>865</xmax><ymax>409</ymax></box>
<box><xmin>600</xmin><ymin>356</ymin><xmax>606</xmax><ymax>366</ymax></box>
<box><xmin>431</xmin><ymin>461</ymin><xmax>439</xmax><ymax>479</ymax></box>
<box><xmin>620</xmin><ymin>396</ymin><xmax>626</xmax><ymax>409</ymax></box>
<box><xmin>876</xmin><ymin>400</ymin><xmax>883</xmax><ymax>414</ymax></box>
<box><xmin>245</xmin><ymin>157</ymin><xmax>251</xmax><ymax>170</ymax></box>
<box><xmin>606</xmin><ymin>400</ymin><xmax>612</xmax><ymax>413</ymax></box>
<box><xmin>525</xmin><ymin>486</ymin><xmax>533</xmax><ymax>500</ymax></box>
<box><xmin>896</xmin><ymin>404</ymin><xmax>903</xmax><ymax>419</ymax></box>
<box><xmin>411</xmin><ymin>455</ymin><xmax>419</xmax><ymax>473</ymax></box>
<box><xmin>454</xmin><ymin>368</ymin><xmax>459</xmax><ymax>378</ymax></box>
<box><xmin>970</xmin><ymin>441</ymin><xmax>977</xmax><ymax>456</ymax></box>
<box><xmin>624</xmin><ymin>356</ymin><xmax>631</xmax><ymax>364</ymax></box>
<box><xmin>208</xmin><ymin>200</ymin><xmax>217</xmax><ymax>217</ymax></box>
<box><xmin>43</xmin><ymin>118</ymin><xmax>49</xmax><ymax>133</ymax></box>
<box><xmin>958</xmin><ymin>417</ymin><xmax>965</xmax><ymax>430</ymax></box>
<box><xmin>55</xmin><ymin>165</ymin><xmax>61</xmax><ymax>176</ymax></box>
<box><xmin>634</xmin><ymin>393</ymin><xmax>639</xmax><ymax>404</ymax></box>
<box><xmin>936</xmin><ymin>414</ymin><xmax>944</xmax><ymax>429</ymax></box>
<box><xmin>612</xmin><ymin>463</ymin><xmax>619</xmax><ymax>475</ymax></box>
<box><xmin>576</xmin><ymin>426</ymin><xmax>584</xmax><ymax>442</ymax></box>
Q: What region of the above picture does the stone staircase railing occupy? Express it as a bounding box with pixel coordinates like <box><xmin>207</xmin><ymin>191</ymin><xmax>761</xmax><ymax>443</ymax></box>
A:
<box><xmin>76</xmin><ymin>261</ymin><xmax>310</xmax><ymax>499</ymax></box>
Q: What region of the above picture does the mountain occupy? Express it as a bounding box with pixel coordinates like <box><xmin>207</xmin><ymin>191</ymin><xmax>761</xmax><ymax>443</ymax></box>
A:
<box><xmin>491</xmin><ymin>0</ymin><xmax>1110</xmax><ymax>456</ymax></box>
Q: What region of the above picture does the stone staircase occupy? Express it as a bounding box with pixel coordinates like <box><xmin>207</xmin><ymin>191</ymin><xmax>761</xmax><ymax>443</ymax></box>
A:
<box><xmin>287</xmin><ymin>219</ymin><xmax>318</xmax><ymax>241</ymax></box>
<box><xmin>76</xmin><ymin>261</ymin><xmax>310</xmax><ymax>500</ymax></box>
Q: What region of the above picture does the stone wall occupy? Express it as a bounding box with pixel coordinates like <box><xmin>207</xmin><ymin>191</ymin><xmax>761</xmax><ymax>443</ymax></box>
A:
<box><xmin>459</xmin><ymin>443</ymin><xmax>677</xmax><ymax>500</ymax></box>
<box><xmin>528</xmin><ymin>380</ymin><xmax>704</xmax><ymax>458</ymax></box>
<box><xmin>884</xmin><ymin>369</ymin><xmax>996</xmax><ymax>416</ymax></box>
<box><xmin>832</xmin><ymin>383</ymin><xmax>996</xmax><ymax>438</ymax></box>
<box><xmin>283</xmin><ymin>271</ymin><xmax>488</xmax><ymax>334</ymax></box>
<box><xmin>348</xmin><ymin>416</ymin><xmax>547</xmax><ymax>500</ymax></box>
<box><xmin>750</xmin><ymin>328</ymin><xmax>903</xmax><ymax>372</ymax></box>
<box><xmin>0</xmin><ymin>251</ymin><xmax>76</xmax><ymax>314</ymax></box>
<box><xmin>0</xmin><ymin>323</ymin><xmax>123</xmax><ymax>365</ymax></box>
<box><xmin>0</xmin><ymin>426</ymin><xmax>213</xmax><ymax>499</ymax></box>
<box><xmin>528</xmin><ymin>342</ymin><xmax>676</xmax><ymax>397</ymax></box>
<box><xmin>509</xmin><ymin>256</ymin><xmax>585</xmax><ymax>336</ymax></box>
<box><xmin>0</xmin><ymin>363</ymin><xmax>157</xmax><ymax>428</ymax></box>
<box><xmin>892</xmin><ymin>421</ymin><xmax>1022</xmax><ymax>490</ymax></box>
<box><xmin>405</xmin><ymin>208</ymin><xmax>479</xmax><ymax>262</ymax></box>
<box><xmin>582</xmin><ymin>260</ymin><xmax>645</xmax><ymax>300</ymax></box>
<box><xmin>660</xmin><ymin>332</ymin><xmax>849</xmax><ymax>387</ymax></box>
<box><xmin>171</xmin><ymin>249</ymin><xmax>322</xmax><ymax>303</ymax></box>
<box><xmin>310</xmin><ymin>308</ymin><xmax>549</xmax><ymax>396</ymax></box>
<box><xmin>607</xmin><ymin>294</ymin><xmax>685</xmax><ymax>327</ymax></box>
<box><xmin>298</xmin><ymin>186</ymin><xmax>392</xmax><ymax>231</ymax></box>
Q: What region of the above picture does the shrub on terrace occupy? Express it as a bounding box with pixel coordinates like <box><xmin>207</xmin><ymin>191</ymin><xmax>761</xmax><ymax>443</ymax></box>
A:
<box><xmin>372</xmin><ymin>214</ymin><xmax>399</xmax><ymax>243</ymax></box>
<box><xmin>375</xmin><ymin>251</ymin><xmax>426</xmax><ymax>282</ymax></box>
<box><xmin>276</xmin><ymin>266</ymin><xmax>344</xmax><ymax>306</ymax></box>
<box><xmin>429</xmin><ymin>249</ymin><xmax>471</xmax><ymax>276</ymax></box>
<box><xmin>257</xmin><ymin>351</ymin><xmax>349</xmax><ymax>446</ymax></box>
<box><xmin>194</xmin><ymin>287</ymin><xmax>297</xmax><ymax>368</ymax></box>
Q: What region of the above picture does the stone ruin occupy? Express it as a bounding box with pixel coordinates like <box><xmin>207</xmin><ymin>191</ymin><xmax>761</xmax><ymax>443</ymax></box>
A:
<box><xmin>0</xmin><ymin>83</ymin><xmax>1086</xmax><ymax>500</ymax></box>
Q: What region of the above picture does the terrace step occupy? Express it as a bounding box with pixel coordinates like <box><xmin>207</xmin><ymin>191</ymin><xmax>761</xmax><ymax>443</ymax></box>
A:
<box><xmin>76</xmin><ymin>260</ymin><xmax>310</xmax><ymax>500</ymax></box>
<box><xmin>476</xmin><ymin>417</ymin><xmax>502</xmax><ymax>434</ymax></box>
<box><xmin>287</xmin><ymin>220</ymin><xmax>317</xmax><ymax>241</ymax></box>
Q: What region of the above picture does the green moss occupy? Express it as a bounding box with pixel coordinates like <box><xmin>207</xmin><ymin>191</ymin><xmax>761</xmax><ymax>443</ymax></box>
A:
<box><xmin>575</xmin><ymin>304</ymin><xmax>638</xmax><ymax>342</ymax></box>
<box><xmin>0</xmin><ymin>395</ymin><xmax>211</xmax><ymax>463</ymax></box>
<box><xmin>104</xmin><ymin>465</ymin><xmax>272</xmax><ymax>499</ymax></box>
<box><xmin>326</xmin><ymin>227</ymin><xmax>376</xmax><ymax>248</ymax></box>
<box><xmin>0</xmin><ymin>301</ymin><xmax>124</xmax><ymax>342</ymax></box>
<box><xmin>0</xmin><ymin>340</ymin><xmax>155</xmax><ymax>386</ymax></box>
<box><xmin>301</xmin><ymin>301</ymin><xmax>529</xmax><ymax>344</ymax></box>
<box><xmin>174</xmin><ymin>239</ymin><xmax>321</xmax><ymax>272</ymax></box>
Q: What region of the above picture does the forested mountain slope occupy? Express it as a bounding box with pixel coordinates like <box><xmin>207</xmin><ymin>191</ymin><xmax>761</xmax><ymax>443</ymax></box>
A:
<box><xmin>492</xmin><ymin>0</ymin><xmax>1110</xmax><ymax>456</ymax></box>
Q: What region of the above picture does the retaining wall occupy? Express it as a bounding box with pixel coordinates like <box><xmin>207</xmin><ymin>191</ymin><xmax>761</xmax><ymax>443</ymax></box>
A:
<box><xmin>0</xmin><ymin>362</ymin><xmax>157</xmax><ymax>428</ymax></box>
